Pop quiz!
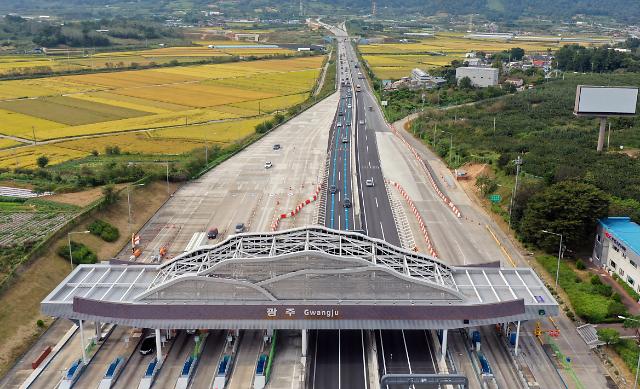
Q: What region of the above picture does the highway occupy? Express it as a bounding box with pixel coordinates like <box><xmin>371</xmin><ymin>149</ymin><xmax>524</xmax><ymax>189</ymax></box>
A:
<box><xmin>189</xmin><ymin>330</ymin><xmax>226</xmax><ymax>389</ymax></box>
<box><xmin>22</xmin><ymin>64</ymin><xmax>337</xmax><ymax>389</ymax></box>
<box><xmin>13</xmin><ymin>20</ymin><xmax>610</xmax><ymax>389</ymax></box>
<box><xmin>308</xmin><ymin>330</ymin><xmax>368</xmax><ymax>389</ymax></box>
<box><xmin>228</xmin><ymin>330</ymin><xmax>263</xmax><ymax>389</ymax></box>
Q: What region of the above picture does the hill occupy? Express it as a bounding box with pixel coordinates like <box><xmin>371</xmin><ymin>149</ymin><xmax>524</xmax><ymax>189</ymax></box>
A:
<box><xmin>1</xmin><ymin>0</ymin><xmax>639</xmax><ymax>22</ymax></box>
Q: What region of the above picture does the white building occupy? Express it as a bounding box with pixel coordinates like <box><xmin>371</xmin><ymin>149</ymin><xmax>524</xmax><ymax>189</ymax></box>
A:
<box><xmin>593</xmin><ymin>217</ymin><xmax>640</xmax><ymax>295</ymax></box>
<box><xmin>411</xmin><ymin>68</ymin><xmax>430</xmax><ymax>83</ymax></box>
<box><xmin>455</xmin><ymin>67</ymin><xmax>499</xmax><ymax>88</ymax></box>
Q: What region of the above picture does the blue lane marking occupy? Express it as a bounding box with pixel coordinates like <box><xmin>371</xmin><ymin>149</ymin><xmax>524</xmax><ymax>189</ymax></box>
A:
<box><xmin>329</xmin><ymin>99</ymin><xmax>344</xmax><ymax>229</ymax></box>
<box><xmin>343</xmin><ymin>96</ymin><xmax>351</xmax><ymax>230</ymax></box>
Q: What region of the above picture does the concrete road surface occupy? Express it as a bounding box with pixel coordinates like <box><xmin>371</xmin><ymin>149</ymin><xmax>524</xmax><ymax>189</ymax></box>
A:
<box><xmin>227</xmin><ymin>330</ymin><xmax>263</xmax><ymax>389</ymax></box>
<box><xmin>189</xmin><ymin>330</ymin><xmax>227</xmax><ymax>389</ymax></box>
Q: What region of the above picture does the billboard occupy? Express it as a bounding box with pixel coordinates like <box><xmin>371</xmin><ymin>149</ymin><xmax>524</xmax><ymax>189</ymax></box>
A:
<box><xmin>574</xmin><ymin>85</ymin><xmax>638</xmax><ymax>116</ymax></box>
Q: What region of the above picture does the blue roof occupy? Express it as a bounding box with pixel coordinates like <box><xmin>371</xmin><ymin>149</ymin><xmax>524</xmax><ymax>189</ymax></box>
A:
<box><xmin>600</xmin><ymin>217</ymin><xmax>640</xmax><ymax>256</ymax></box>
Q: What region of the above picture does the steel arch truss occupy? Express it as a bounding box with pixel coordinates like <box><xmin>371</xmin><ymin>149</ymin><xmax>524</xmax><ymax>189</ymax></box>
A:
<box><xmin>148</xmin><ymin>226</ymin><xmax>457</xmax><ymax>292</ymax></box>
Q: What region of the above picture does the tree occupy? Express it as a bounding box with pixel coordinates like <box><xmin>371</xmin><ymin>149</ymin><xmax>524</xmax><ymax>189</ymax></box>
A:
<box><xmin>102</xmin><ymin>183</ymin><xmax>118</xmax><ymax>205</ymax></box>
<box><xmin>509</xmin><ymin>47</ymin><xmax>525</xmax><ymax>61</ymax></box>
<box><xmin>622</xmin><ymin>315</ymin><xmax>640</xmax><ymax>329</ymax></box>
<box><xmin>475</xmin><ymin>174</ymin><xmax>498</xmax><ymax>197</ymax></box>
<box><xmin>519</xmin><ymin>181</ymin><xmax>609</xmax><ymax>252</ymax></box>
<box><xmin>459</xmin><ymin>76</ymin><xmax>474</xmax><ymax>90</ymax></box>
<box><xmin>36</xmin><ymin>155</ymin><xmax>49</xmax><ymax>168</ymax></box>
<box><xmin>597</xmin><ymin>328</ymin><xmax>620</xmax><ymax>345</ymax></box>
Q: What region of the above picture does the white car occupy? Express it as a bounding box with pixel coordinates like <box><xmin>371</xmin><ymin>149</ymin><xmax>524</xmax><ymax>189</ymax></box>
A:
<box><xmin>265</xmin><ymin>161</ymin><xmax>272</xmax><ymax>169</ymax></box>
<box><xmin>348</xmin><ymin>104</ymin><xmax>352</xmax><ymax>109</ymax></box>
<box><xmin>365</xmin><ymin>178</ymin><xmax>374</xmax><ymax>187</ymax></box>
<box><xmin>359</xmin><ymin>120</ymin><xmax>365</xmax><ymax>125</ymax></box>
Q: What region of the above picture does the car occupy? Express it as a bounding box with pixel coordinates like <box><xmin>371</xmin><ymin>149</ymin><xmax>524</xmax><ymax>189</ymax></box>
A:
<box><xmin>368</xmin><ymin>106</ymin><xmax>373</xmax><ymax>111</ymax></box>
<box><xmin>359</xmin><ymin>120</ymin><xmax>365</xmax><ymax>125</ymax></box>
<box><xmin>272</xmin><ymin>144</ymin><xmax>281</xmax><ymax>150</ymax></box>
<box><xmin>329</xmin><ymin>185</ymin><xmax>337</xmax><ymax>194</ymax></box>
<box><xmin>365</xmin><ymin>178</ymin><xmax>374</xmax><ymax>187</ymax></box>
<box><xmin>343</xmin><ymin>198</ymin><xmax>352</xmax><ymax>208</ymax></box>
<box><xmin>235</xmin><ymin>223</ymin><xmax>245</xmax><ymax>233</ymax></box>
<box><xmin>139</xmin><ymin>335</ymin><xmax>156</xmax><ymax>355</ymax></box>
<box><xmin>338</xmin><ymin>111</ymin><xmax>343</xmax><ymax>116</ymax></box>
<box><xmin>347</xmin><ymin>104</ymin><xmax>352</xmax><ymax>108</ymax></box>
<box><xmin>265</xmin><ymin>161</ymin><xmax>272</xmax><ymax>169</ymax></box>
<box><xmin>342</xmin><ymin>136</ymin><xmax>349</xmax><ymax>143</ymax></box>
<box><xmin>207</xmin><ymin>227</ymin><xmax>219</xmax><ymax>239</ymax></box>
<box><xmin>337</xmin><ymin>122</ymin><xmax>342</xmax><ymax>127</ymax></box>
<box><xmin>186</xmin><ymin>329</ymin><xmax>197</xmax><ymax>335</ymax></box>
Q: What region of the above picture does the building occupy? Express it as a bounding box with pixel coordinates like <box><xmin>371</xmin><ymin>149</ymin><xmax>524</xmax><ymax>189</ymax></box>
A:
<box><xmin>593</xmin><ymin>217</ymin><xmax>640</xmax><ymax>294</ymax></box>
<box><xmin>455</xmin><ymin>67</ymin><xmax>499</xmax><ymax>88</ymax></box>
<box><xmin>411</xmin><ymin>68</ymin><xmax>431</xmax><ymax>83</ymax></box>
<box><xmin>505</xmin><ymin>78</ymin><xmax>524</xmax><ymax>88</ymax></box>
<box><xmin>409</xmin><ymin>68</ymin><xmax>447</xmax><ymax>89</ymax></box>
<box><xmin>464</xmin><ymin>58</ymin><xmax>484</xmax><ymax>67</ymax></box>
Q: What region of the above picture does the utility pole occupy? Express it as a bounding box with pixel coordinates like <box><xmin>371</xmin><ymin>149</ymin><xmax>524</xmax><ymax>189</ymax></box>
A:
<box><xmin>32</xmin><ymin>126</ymin><xmax>37</xmax><ymax>145</ymax></box>
<box><xmin>508</xmin><ymin>156</ymin><xmax>523</xmax><ymax>228</ymax></box>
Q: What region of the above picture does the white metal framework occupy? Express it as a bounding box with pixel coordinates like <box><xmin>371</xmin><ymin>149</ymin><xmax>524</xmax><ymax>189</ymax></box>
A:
<box><xmin>148</xmin><ymin>226</ymin><xmax>456</xmax><ymax>291</ymax></box>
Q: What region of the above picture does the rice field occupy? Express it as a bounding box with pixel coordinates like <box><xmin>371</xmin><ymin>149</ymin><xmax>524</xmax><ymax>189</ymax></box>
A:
<box><xmin>0</xmin><ymin>56</ymin><xmax>323</xmax><ymax>141</ymax></box>
<box><xmin>0</xmin><ymin>144</ymin><xmax>88</xmax><ymax>169</ymax></box>
<box><xmin>360</xmin><ymin>32</ymin><xmax>605</xmax><ymax>79</ymax></box>
<box><xmin>0</xmin><ymin>43</ymin><xmax>298</xmax><ymax>76</ymax></box>
<box><xmin>0</xmin><ymin>116</ymin><xmax>270</xmax><ymax>169</ymax></box>
<box><xmin>0</xmin><ymin>139</ymin><xmax>20</xmax><ymax>150</ymax></box>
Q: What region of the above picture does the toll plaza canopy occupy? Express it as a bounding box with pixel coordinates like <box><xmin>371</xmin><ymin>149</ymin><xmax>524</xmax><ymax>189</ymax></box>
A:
<box><xmin>42</xmin><ymin>227</ymin><xmax>558</xmax><ymax>330</ymax></box>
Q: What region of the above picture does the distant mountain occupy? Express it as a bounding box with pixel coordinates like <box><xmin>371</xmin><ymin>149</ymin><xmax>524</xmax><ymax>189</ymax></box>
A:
<box><xmin>1</xmin><ymin>0</ymin><xmax>639</xmax><ymax>22</ymax></box>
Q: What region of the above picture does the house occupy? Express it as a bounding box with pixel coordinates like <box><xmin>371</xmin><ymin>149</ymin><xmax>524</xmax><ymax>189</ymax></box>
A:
<box><xmin>505</xmin><ymin>78</ymin><xmax>524</xmax><ymax>87</ymax></box>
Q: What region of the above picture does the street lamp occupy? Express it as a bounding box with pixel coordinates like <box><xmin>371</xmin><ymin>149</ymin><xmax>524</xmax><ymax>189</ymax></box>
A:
<box><xmin>618</xmin><ymin>315</ymin><xmax>640</xmax><ymax>389</ymax></box>
<box><xmin>127</xmin><ymin>183</ymin><xmax>145</xmax><ymax>238</ymax></box>
<box><xmin>508</xmin><ymin>155</ymin><xmax>523</xmax><ymax>229</ymax></box>
<box><xmin>67</xmin><ymin>231</ymin><xmax>90</xmax><ymax>270</ymax></box>
<box><xmin>441</xmin><ymin>130</ymin><xmax>453</xmax><ymax>165</ymax></box>
<box><xmin>541</xmin><ymin>229</ymin><xmax>564</xmax><ymax>290</ymax></box>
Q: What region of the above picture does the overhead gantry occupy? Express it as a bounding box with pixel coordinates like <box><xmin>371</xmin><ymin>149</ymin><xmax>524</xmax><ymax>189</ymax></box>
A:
<box><xmin>42</xmin><ymin>226</ymin><xmax>558</xmax><ymax>362</ymax></box>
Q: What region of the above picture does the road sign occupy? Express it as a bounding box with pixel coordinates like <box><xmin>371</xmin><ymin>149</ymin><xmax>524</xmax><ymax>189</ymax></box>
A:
<box><xmin>489</xmin><ymin>194</ymin><xmax>501</xmax><ymax>203</ymax></box>
<box><xmin>381</xmin><ymin>100</ymin><xmax>388</xmax><ymax>106</ymax></box>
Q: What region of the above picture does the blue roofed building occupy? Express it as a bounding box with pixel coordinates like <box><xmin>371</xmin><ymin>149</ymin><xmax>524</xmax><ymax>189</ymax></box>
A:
<box><xmin>593</xmin><ymin>217</ymin><xmax>640</xmax><ymax>294</ymax></box>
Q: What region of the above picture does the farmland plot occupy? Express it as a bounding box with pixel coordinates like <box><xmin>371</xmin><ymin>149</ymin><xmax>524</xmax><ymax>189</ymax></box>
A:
<box><xmin>0</xmin><ymin>55</ymin><xmax>324</xmax><ymax>145</ymax></box>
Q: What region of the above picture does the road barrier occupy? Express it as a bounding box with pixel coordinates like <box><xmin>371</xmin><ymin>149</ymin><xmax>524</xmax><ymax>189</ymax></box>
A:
<box><xmin>386</xmin><ymin>179</ymin><xmax>438</xmax><ymax>258</ymax></box>
<box><xmin>271</xmin><ymin>185</ymin><xmax>322</xmax><ymax>231</ymax></box>
<box><xmin>388</xmin><ymin>123</ymin><xmax>461</xmax><ymax>218</ymax></box>
<box><xmin>31</xmin><ymin>347</ymin><xmax>52</xmax><ymax>369</ymax></box>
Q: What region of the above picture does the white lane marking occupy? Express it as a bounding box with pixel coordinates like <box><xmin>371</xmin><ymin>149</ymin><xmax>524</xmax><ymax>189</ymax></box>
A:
<box><xmin>338</xmin><ymin>214</ymin><xmax>341</xmax><ymax>229</ymax></box>
<box><xmin>338</xmin><ymin>329</ymin><xmax>341</xmax><ymax>389</ymax></box>
<box><xmin>366</xmin><ymin>145</ymin><xmax>369</xmax><ymax>153</ymax></box>
<box><xmin>380</xmin><ymin>222</ymin><xmax>386</xmax><ymax>241</ymax></box>
<box><xmin>291</xmin><ymin>362</ymin><xmax>297</xmax><ymax>389</ymax></box>
<box><xmin>313</xmin><ymin>331</ymin><xmax>318</xmax><ymax>389</ymax></box>
<box><xmin>378</xmin><ymin>330</ymin><xmax>388</xmax><ymax>375</ymax></box>
<box><xmin>402</xmin><ymin>330</ymin><xmax>413</xmax><ymax>374</ymax></box>
<box><xmin>423</xmin><ymin>330</ymin><xmax>438</xmax><ymax>373</ymax></box>
<box><xmin>338</xmin><ymin>191</ymin><xmax>341</xmax><ymax>201</ymax></box>
<box><xmin>361</xmin><ymin>330</ymin><xmax>369</xmax><ymax>389</ymax></box>
<box><xmin>368</xmin><ymin>161</ymin><xmax>371</xmax><ymax>168</ymax></box>
<box><xmin>375</xmin><ymin>197</ymin><xmax>379</xmax><ymax>208</ymax></box>
<box><xmin>339</xmin><ymin>170</ymin><xmax>341</xmax><ymax>181</ymax></box>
